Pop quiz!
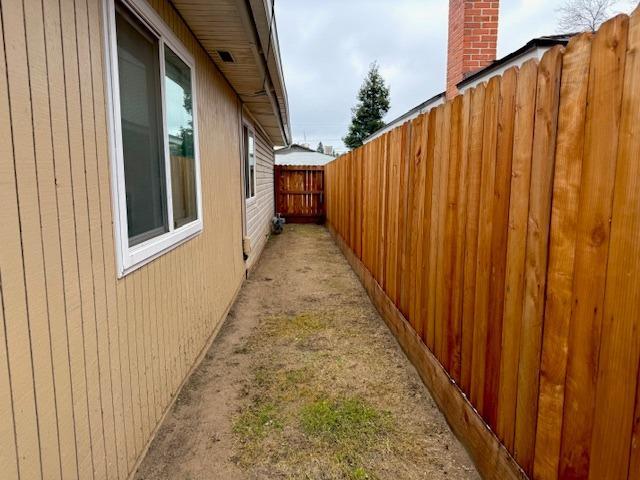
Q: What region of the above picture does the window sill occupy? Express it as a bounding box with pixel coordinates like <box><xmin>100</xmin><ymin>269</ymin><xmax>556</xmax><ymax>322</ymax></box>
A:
<box><xmin>118</xmin><ymin>219</ymin><xmax>203</xmax><ymax>278</ymax></box>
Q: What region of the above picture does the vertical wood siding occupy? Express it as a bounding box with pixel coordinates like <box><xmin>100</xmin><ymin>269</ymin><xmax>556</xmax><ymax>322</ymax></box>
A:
<box><xmin>245</xmin><ymin>125</ymin><xmax>275</xmax><ymax>269</ymax></box>
<box><xmin>0</xmin><ymin>0</ymin><xmax>246</xmax><ymax>478</ymax></box>
<box><xmin>326</xmin><ymin>10</ymin><xmax>640</xmax><ymax>480</ymax></box>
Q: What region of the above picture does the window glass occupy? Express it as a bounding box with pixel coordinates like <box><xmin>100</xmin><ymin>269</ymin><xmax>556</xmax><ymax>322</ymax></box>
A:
<box><xmin>249</xmin><ymin>132</ymin><xmax>255</xmax><ymax>198</ymax></box>
<box><xmin>244</xmin><ymin>128</ymin><xmax>256</xmax><ymax>199</ymax></box>
<box><xmin>165</xmin><ymin>47</ymin><xmax>197</xmax><ymax>228</ymax></box>
<box><xmin>115</xmin><ymin>3</ymin><xmax>168</xmax><ymax>246</ymax></box>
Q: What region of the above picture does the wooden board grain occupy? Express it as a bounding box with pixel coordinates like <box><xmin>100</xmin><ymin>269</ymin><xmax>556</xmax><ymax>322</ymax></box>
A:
<box><xmin>495</xmin><ymin>58</ymin><xmax>538</xmax><ymax>450</ymax></box>
<box><xmin>434</xmin><ymin>102</ymin><xmax>452</xmax><ymax>364</ymax></box>
<box><xmin>630</xmin><ymin>371</ymin><xmax>640</xmax><ymax>480</ymax></box>
<box><xmin>513</xmin><ymin>45</ymin><xmax>563</xmax><ymax>475</ymax></box>
<box><xmin>447</xmin><ymin>93</ymin><xmax>472</xmax><ymax>383</ymax></box>
<box><xmin>559</xmin><ymin>15</ymin><xmax>629</xmax><ymax>479</ymax></box>
<box><xmin>397</xmin><ymin>122</ymin><xmax>412</xmax><ymax>316</ymax></box>
<box><xmin>588</xmin><ymin>9</ymin><xmax>640</xmax><ymax>479</ymax></box>
<box><xmin>460</xmin><ymin>84</ymin><xmax>485</xmax><ymax>395</ymax></box>
<box><xmin>484</xmin><ymin>67</ymin><xmax>518</xmax><ymax>430</ymax></box>
<box><xmin>441</xmin><ymin>96</ymin><xmax>464</xmax><ymax>375</ymax></box>
<box><xmin>416</xmin><ymin>108</ymin><xmax>438</xmax><ymax>342</ymax></box>
<box><xmin>386</xmin><ymin>128</ymin><xmax>403</xmax><ymax>304</ymax></box>
<box><xmin>408</xmin><ymin>114</ymin><xmax>428</xmax><ymax>331</ymax></box>
<box><xmin>532</xmin><ymin>33</ymin><xmax>592</xmax><ymax>480</ymax></box>
<box><xmin>470</xmin><ymin>76</ymin><xmax>500</xmax><ymax>414</ymax></box>
<box><xmin>426</xmin><ymin>105</ymin><xmax>445</xmax><ymax>351</ymax></box>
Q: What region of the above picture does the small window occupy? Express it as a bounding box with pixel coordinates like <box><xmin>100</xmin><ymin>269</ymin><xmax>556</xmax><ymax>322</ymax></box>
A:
<box><xmin>104</xmin><ymin>0</ymin><xmax>202</xmax><ymax>276</ymax></box>
<box><xmin>244</xmin><ymin>126</ymin><xmax>256</xmax><ymax>199</ymax></box>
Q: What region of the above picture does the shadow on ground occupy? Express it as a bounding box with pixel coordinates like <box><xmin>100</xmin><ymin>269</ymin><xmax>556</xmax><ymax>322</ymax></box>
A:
<box><xmin>135</xmin><ymin>224</ymin><xmax>478</xmax><ymax>480</ymax></box>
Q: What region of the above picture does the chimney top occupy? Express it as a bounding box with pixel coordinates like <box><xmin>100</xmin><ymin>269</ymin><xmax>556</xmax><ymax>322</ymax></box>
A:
<box><xmin>446</xmin><ymin>0</ymin><xmax>499</xmax><ymax>99</ymax></box>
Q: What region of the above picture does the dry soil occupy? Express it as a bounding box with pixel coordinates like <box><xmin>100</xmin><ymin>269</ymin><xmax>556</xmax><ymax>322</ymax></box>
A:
<box><xmin>134</xmin><ymin>224</ymin><xmax>479</xmax><ymax>480</ymax></box>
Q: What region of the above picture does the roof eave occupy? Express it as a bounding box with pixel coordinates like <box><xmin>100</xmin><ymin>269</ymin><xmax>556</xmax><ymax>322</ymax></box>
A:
<box><xmin>170</xmin><ymin>0</ymin><xmax>290</xmax><ymax>146</ymax></box>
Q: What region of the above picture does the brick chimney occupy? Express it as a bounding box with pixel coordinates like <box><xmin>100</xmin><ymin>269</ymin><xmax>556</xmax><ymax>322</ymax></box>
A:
<box><xmin>446</xmin><ymin>0</ymin><xmax>499</xmax><ymax>99</ymax></box>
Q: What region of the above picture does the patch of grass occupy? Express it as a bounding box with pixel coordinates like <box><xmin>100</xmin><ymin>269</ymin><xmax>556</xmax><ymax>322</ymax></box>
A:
<box><xmin>253</xmin><ymin>366</ymin><xmax>272</xmax><ymax>388</ymax></box>
<box><xmin>233</xmin><ymin>403</ymin><xmax>282</xmax><ymax>440</ymax></box>
<box><xmin>300</xmin><ymin>397</ymin><xmax>391</xmax><ymax>445</ymax></box>
<box><xmin>265</xmin><ymin>312</ymin><xmax>328</xmax><ymax>340</ymax></box>
<box><xmin>350</xmin><ymin>466</ymin><xmax>376</xmax><ymax>480</ymax></box>
<box><xmin>284</xmin><ymin>367</ymin><xmax>308</xmax><ymax>385</ymax></box>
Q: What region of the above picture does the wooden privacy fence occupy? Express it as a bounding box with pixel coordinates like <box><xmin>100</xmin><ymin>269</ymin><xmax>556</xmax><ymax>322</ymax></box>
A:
<box><xmin>275</xmin><ymin>165</ymin><xmax>325</xmax><ymax>223</ymax></box>
<box><xmin>326</xmin><ymin>11</ymin><xmax>640</xmax><ymax>480</ymax></box>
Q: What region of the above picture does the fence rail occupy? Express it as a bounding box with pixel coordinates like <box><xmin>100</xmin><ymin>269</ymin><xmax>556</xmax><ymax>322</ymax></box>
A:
<box><xmin>326</xmin><ymin>10</ymin><xmax>640</xmax><ymax>480</ymax></box>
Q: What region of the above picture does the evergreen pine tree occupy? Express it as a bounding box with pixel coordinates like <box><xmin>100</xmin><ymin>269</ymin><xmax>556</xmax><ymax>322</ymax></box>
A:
<box><xmin>343</xmin><ymin>62</ymin><xmax>390</xmax><ymax>149</ymax></box>
<box><xmin>317</xmin><ymin>141</ymin><xmax>324</xmax><ymax>153</ymax></box>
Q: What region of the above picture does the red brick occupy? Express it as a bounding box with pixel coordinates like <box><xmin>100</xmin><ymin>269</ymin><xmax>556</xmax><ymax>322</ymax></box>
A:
<box><xmin>447</xmin><ymin>0</ymin><xmax>499</xmax><ymax>98</ymax></box>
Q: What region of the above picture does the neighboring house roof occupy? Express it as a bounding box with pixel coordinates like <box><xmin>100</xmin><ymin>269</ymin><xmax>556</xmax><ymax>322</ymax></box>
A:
<box><xmin>275</xmin><ymin>144</ymin><xmax>335</xmax><ymax>166</ymax></box>
<box><xmin>458</xmin><ymin>34</ymin><xmax>574</xmax><ymax>93</ymax></box>
<box><xmin>363</xmin><ymin>92</ymin><xmax>446</xmax><ymax>144</ymax></box>
<box><xmin>363</xmin><ymin>33</ymin><xmax>573</xmax><ymax>145</ymax></box>
<box><xmin>171</xmin><ymin>0</ymin><xmax>291</xmax><ymax>146</ymax></box>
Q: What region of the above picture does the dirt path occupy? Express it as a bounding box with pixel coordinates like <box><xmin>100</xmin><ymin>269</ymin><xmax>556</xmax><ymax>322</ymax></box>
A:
<box><xmin>135</xmin><ymin>225</ymin><xmax>478</xmax><ymax>480</ymax></box>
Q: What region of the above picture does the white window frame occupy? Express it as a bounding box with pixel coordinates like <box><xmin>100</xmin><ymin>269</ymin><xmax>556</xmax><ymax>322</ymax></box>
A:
<box><xmin>243</xmin><ymin>123</ymin><xmax>257</xmax><ymax>204</ymax></box>
<box><xmin>102</xmin><ymin>0</ymin><xmax>203</xmax><ymax>277</ymax></box>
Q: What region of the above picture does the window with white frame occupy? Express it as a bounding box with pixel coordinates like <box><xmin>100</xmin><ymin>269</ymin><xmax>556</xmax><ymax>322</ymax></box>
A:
<box><xmin>243</xmin><ymin>125</ymin><xmax>256</xmax><ymax>200</ymax></box>
<box><xmin>104</xmin><ymin>0</ymin><xmax>202</xmax><ymax>276</ymax></box>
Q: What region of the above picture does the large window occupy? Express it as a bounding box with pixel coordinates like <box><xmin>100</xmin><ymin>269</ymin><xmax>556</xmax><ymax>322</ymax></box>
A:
<box><xmin>244</xmin><ymin>126</ymin><xmax>256</xmax><ymax>200</ymax></box>
<box><xmin>104</xmin><ymin>0</ymin><xmax>202</xmax><ymax>275</ymax></box>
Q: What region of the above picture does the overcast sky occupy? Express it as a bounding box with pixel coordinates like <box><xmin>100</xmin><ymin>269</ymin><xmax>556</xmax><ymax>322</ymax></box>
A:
<box><xmin>274</xmin><ymin>0</ymin><xmax>636</xmax><ymax>153</ymax></box>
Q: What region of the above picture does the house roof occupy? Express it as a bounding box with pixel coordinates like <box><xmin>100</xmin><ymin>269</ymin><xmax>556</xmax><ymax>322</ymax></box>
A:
<box><xmin>277</xmin><ymin>144</ymin><xmax>318</xmax><ymax>154</ymax></box>
<box><xmin>171</xmin><ymin>0</ymin><xmax>291</xmax><ymax>146</ymax></box>
<box><xmin>362</xmin><ymin>92</ymin><xmax>446</xmax><ymax>143</ymax></box>
<box><xmin>458</xmin><ymin>34</ymin><xmax>574</xmax><ymax>90</ymax></box>
<box><xmin>275</xmin><ymin>144</ymin><xmax>335</xmax><ymax>166</ymax></box>
<box><xmin>363</xmin><ymin>33</ymin><xmax>574</xmax><ymax>145</ymax></box>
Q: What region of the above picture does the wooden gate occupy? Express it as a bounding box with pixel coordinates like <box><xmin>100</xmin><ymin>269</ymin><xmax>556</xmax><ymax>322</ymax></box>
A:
<box><xmin>275</xmin><ymin>165</ymin><xmax>325</xmax><ymax>223</ymax></box>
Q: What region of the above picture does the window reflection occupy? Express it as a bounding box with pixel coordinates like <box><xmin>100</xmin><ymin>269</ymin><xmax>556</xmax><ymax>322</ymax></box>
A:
<box><xmin>165</xmin><ymin>47</ymin><xmax>197</xmax><ymax>228</ymax></box>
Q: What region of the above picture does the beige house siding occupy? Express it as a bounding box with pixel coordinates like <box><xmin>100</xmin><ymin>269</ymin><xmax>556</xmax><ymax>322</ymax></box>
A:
<box><xmin>0</xmin><ymin>0</ymin><xmax>250</xmax><ymax>478</ymax></box>
<box><xmin>244</xmin><ymin>122</ymin><xmax>275</xmax><ymax>270</ymax></box>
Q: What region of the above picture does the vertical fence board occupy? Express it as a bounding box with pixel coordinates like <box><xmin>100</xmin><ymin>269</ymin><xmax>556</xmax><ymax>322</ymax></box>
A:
<box><xmin>460</xmin><ymin>84</ymin><xmax>485</xmax><ymax>394</ymax></box>
<box><xmin>559</xmin><ymin>15</ymin><xmax>629</xmax><ymax>479</ymax></box>
<box><xmin>484</xmin><ymin>67</ymin><xmax>518</xmax><ymax>429</ymax></box>
<box><xmin>426</xmin><ymin>106</ymin><xmax>444</xmax><ymax>351</ymax></box>
<box><xmin>408</xmin><ymin>114</ymin><xmax>428</xmax><ymax>332</ymax></box>
<box><xmin>416</xmin><ymin>110</ymin><xmax>437</xmax><ymax>341</ymax></box>
<box><xmin>495</xmin><ymin>59</ymin><xmax>538</xmax><ymax>449</ymax></box>
<box><xmin>513</xmin><ymin>46</ymin><xmax>563</xmax><ymax>475</ymax></box>
<box><xmin>434</xmin><ymin>103</ymin><xmax>452</xmax><ymax>364</ymax></box>
<box><xmin>588</xmin><ymin>9</ymin><xmax>640</xmax><ymax>479</ymax></box>
<box><xmin>441</xmin><ymin>97</ymin><xmax>463</xmax><ymax>374</ymax></box>
<box><xmin>378</xmin><ymin>136</ymin><xmax>389</xmax><ymax>287</ymax></box>
<box><xmin>397</xmin><ymin>123</ymin><xmax>412</xmax><ymax>315</ymax></box>
<box><xmin>385</xmin><ymin>129</ymin><xmax>401</xmax><ymax>300</ymax></box>
<box><xmin>447</xmin><ymin>93</ymin><xmax>471</xmax><ymax>383</ymax></box>
<box><xmin>533</xmin><ymin>33</ymin><xmax>592</xmax><ymax>480</ymax></box>
<box><xmin>470</xmin><ymin>76</ymin><xmax>500</xmax><ymax>414</ymax></box>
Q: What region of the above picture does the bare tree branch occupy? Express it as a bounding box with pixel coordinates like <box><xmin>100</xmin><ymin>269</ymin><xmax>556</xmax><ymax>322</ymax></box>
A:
<box><xmin>556</xmin><ymin>0</ymin><xmax>631</xmax><ymax>32</ymax></box>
